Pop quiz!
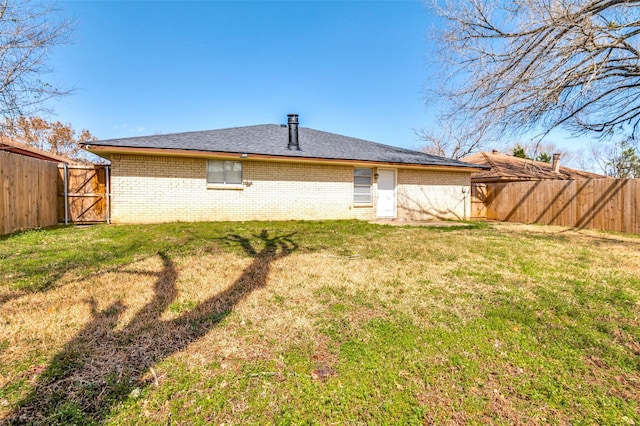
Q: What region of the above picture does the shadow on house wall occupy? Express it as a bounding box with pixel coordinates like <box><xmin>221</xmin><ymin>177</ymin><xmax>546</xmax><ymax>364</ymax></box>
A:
<box><xmin>397</xmin><ymin>186</ymin><xmax>468</xmax><ymax>221</ymax></box>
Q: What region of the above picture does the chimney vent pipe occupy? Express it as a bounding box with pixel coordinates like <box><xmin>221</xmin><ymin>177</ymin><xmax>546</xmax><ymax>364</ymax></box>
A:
<box><xmin>287</xmin><ymin>114</ymin><xmax>300</xmax><ymax>150</ymax></box>
<box><xmin>552</xmin><ymin>153</ymin><xmax>561</xmax><ymax>173</ymax></box>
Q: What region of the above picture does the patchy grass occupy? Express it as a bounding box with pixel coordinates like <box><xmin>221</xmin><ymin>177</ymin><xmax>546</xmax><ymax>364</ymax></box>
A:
<box><xmin>0</xmin><ymin>220</ymin><xmax>639</xmax><ymax>424</ymax></box>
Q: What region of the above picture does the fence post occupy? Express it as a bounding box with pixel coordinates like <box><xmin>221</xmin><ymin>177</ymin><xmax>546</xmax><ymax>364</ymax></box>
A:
<box><xmin>63</xmin><ymin>163</ymin><xmax>69</xmax><ymax>225</ymax></box>
<box><xmin>105</xmin><ymin>165</ymin><xmax>111</xmax><ymax>224</ymax></box>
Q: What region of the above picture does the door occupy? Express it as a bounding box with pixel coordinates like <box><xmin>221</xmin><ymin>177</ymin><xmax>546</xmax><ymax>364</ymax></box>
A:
<box><xmin>376</xmin><ymin>169</ymin><xmax>396</xmax><ymax>218</ymax></box>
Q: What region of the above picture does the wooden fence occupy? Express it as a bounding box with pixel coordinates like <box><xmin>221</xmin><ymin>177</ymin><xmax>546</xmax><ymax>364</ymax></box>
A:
<box><xmin>0</xmin><ymin>151</ymin><xmax>59</xmax><ymax>235</ymax></box>
<box><xmin>0</xmin><ymin>154</ymin><xmax>109</xmax><ymax>235</ymax></box>
<box><xmin>57</xmin><ymin>165</ymin><xmax>108</xmax><ymax>223</ymax></box>
<box><xmin>479</xmin><ymin>179</ymin><xmax>640</xmax><ymax>234</ymax></box>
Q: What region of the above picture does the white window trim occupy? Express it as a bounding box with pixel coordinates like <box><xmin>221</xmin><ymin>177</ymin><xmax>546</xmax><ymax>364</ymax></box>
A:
<box><xmin>206</xmin><ymin>183</ymin><xmax>244</xmax><ymax>190</ymax></box>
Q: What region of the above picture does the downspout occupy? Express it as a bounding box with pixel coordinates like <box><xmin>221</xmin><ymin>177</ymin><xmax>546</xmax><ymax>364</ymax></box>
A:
<box><xmin>105</xmin><ymin>165</ymin><xmax>111</xmax><ymax>224</ymax></box>
<box><xmin>63</xmin><ymin>163</ymin><xmax>69</xmax><ymax>225</ymax></box>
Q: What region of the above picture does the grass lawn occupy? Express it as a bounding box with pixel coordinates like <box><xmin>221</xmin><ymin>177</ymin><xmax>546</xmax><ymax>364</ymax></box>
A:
<box><xmin>0</xmin><ymin>220</ymin><xmax>639</xmax><ymax>425</ymax></box>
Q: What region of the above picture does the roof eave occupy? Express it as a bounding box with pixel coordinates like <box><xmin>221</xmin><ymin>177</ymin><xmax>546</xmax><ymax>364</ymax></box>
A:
<box><xmin>0</xmin><ymin>144</ymin><xmax>76</xmax><ymax>164</ymax></box>
<box><xmin>84</xmin><ymin>145</ymin><xmax>486</xmax><ymax>172</ymax></box>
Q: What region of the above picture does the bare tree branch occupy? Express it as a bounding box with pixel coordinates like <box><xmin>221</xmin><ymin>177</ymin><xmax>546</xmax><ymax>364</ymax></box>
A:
<box><xmin>416</xmin><ymin>117</ymin><xmax>495</xmax><ymax>159</ymax></box>
<box><xmin>0</xmin><ymin>0</ymin><xmax>73</xmax><ymax>118</ymax></box>
<box><xmin>430</xmin><ymin>0</ymin><xmax>640</xmax><ymax>140</ymax></box>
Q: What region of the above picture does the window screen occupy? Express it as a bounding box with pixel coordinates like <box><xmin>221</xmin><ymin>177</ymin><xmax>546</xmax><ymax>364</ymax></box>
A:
<box><xmin>207</xmin><ymin>160</ymin><xmax>242</xmax><ymax>184</ymax></box>
<box><xmin>353</xmin><ymin>168</ymin><xmax>372</xmax><ymax>203</ymax></box>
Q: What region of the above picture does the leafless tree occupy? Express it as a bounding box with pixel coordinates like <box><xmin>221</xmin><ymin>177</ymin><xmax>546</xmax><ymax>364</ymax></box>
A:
<box><xmin>417</xmin><ymin>117</ymin><xmax>496</xmax><ymax>159</ymax></box>
<box><xmin>431</xmin><ymin>0</ymin><xmax>640</xmax><ymax>140</ymax></box>
<box><xmin>0</xmin><ymin>0</ymin><xmax>72</xmax><ymax>117</ymax></box>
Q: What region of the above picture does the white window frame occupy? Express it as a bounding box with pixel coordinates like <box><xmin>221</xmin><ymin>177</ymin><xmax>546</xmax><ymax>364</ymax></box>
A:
<box><xmin>207</xmin><ymin>160</ymin><xmax>243</xmax><ymax>189</ymax></box>
<box><xmin>353</xmin><ymin>167</ymin><xmax>373</xmax><ymax>205</ymax></box>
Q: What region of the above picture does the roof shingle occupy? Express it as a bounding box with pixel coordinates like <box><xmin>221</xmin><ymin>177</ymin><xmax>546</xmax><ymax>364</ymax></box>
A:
<box><xmin>88</xmin><ymin>124</ymin><xmax>485</xmax><ymax>169</ymax></box>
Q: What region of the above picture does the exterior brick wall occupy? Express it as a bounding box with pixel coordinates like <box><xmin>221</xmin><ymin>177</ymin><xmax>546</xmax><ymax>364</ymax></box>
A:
<box><xmin>109</xmin><ymin>154</ymin><xmax>472</xmax><ymax>223</ymax></box>
<box><xmin>397</xmin><ymin>169</ymin><xmax>471</xmax><ymax>221</ymax></box>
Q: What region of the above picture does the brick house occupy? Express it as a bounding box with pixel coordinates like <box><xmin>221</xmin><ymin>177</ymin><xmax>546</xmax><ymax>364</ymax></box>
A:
<box><xmin>85</xmin><ymin>114</ymin><xmax>487</xmax><ymax>223</ymax></box>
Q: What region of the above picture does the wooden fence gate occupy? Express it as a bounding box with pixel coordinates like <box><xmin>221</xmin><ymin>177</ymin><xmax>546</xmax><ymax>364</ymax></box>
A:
<box><xmin>470</xmin><ymin>183</ymin><xmax>488</xmax><ymax>219</ymax></box>
<box><xmin>57</xmin><ymin>165</ymin><xmax>110</xmax><ymax>223</ymax></box>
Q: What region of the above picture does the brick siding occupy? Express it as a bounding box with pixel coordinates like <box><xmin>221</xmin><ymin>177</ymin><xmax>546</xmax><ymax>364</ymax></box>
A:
<box><xmin>109</xmin><ymin>154</ymin><xmax>472</xmax><ymax>223</ymax></box>
<box><xmin>397</xmin><ymin>169</ymin><xmax>471</xmax><ymax>221</ymax></box>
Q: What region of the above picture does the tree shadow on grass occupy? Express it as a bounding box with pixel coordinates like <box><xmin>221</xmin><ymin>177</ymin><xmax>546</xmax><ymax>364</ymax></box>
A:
<box><xmin>1</xmin><ymin>224</ymin><xmax>214</xmax><ymax>308</ymax></box>
<box><xmin>0</xmin><ymin>248</ymin><xmax>160</xmax><ymax>310</ymax></box>
<box><xmin>6</xmin><ymin>230</ymin><xmax>297</xmax><ymax>425</ymax></box>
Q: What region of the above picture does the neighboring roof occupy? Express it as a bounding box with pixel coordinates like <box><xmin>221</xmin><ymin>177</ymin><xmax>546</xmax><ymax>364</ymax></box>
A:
<box><xmin>86</xmin><ymin>124</ymin><xmax>487</xmax><ymax>170</ymax></box>
<box><xmin>0</xmin><ymin>137</ymin><xmax>75</xmax><ymax>164</ymax></box>
<box><xmin>463</xmin><ymin>151</ymin><xmax>608</xmax><ymax>182</ymax></box>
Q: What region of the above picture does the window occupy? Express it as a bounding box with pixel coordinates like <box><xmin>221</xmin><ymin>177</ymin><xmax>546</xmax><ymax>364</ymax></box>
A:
<box><xmin>207</xmin><ymin>160</ymin><xmax>242</xmax><ymax>185</ymax></box>
<box><xmin>353</xmin><ymin>168</ymin><xmax>372</xmax><ymax>204</ymax></box>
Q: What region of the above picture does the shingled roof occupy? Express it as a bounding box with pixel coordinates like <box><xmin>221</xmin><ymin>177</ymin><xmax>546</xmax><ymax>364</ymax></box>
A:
<box><xmin>463</xmin><ymin>151</ymin><xmax>608</xmax><ymax>182</ymax></box>
<box><xmin>86</xmin><ymin>121</ymin><xmax>485</xmax><ymax>170</ymax></box>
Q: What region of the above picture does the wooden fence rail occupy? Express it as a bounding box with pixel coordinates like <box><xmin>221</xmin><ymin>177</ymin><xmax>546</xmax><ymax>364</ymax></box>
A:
<box><xmin>0</xmin><ymin>151</ymin><xmax>59</xmax><ymax>235</ymax></box>
<box><xmin>479</xmin><ymin>179</ymin><xmax>640</xmax><ymax>234</ymax></box>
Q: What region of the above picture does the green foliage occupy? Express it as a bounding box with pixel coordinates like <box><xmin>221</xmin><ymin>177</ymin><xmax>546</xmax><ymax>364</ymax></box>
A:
<box><xmin>535</xmin><ymin>152</ymin><xmax>552</xmax><ymax>163</ymax></box>
<box><xmin>168</xmin><ymin>299</ymin><xmax>198</xmax><ymax>314</ymax></box>
<box><xmin>512</xmin><ymin>144</ymin><xmax>552</xmax><ymax>163</ymax></box>
<box><xmin>512</xmin><ymin>144</ymin><xmax>528</xmax><ymax>158</ymax></box>
<box><xmin>606</xmin><ymin>138</ymin><xmax>640</xmax><ymax>178</ymax></box>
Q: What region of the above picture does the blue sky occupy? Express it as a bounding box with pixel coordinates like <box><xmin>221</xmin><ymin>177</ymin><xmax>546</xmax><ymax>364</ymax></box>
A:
<box><xmin>48</xmin><ymin>0</ymin><xmax>441</xmax><ymax>150</ymax></box>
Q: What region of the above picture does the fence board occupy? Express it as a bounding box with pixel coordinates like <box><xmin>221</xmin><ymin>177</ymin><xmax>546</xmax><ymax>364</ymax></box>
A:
<box><xmin>470</xmin><ymin>183</ymin><xmax>487</xmax><ymax>219</ymax></box>
<box><xmin>481</xmin><ymin>178</ymin><xmax>640</xmax><ymax>234</ymax></box>
<box><xmin>0</xmin><ymin>151</ymin><xmax>58</xmax><ymax>235</ymax></box>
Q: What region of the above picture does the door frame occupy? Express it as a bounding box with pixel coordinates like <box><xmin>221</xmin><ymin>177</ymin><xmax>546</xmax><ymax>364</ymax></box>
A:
<box><xmin>376</xmin><ymin>168</ymin><xmax>397</xmax><ymax>218</ymax></box>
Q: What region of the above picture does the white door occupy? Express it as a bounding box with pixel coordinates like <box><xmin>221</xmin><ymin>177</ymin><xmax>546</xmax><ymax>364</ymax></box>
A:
<box><xmin>376</xmin><ymin>169</ymin><xmax>396</xmax><ymax>218</ymax></box>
